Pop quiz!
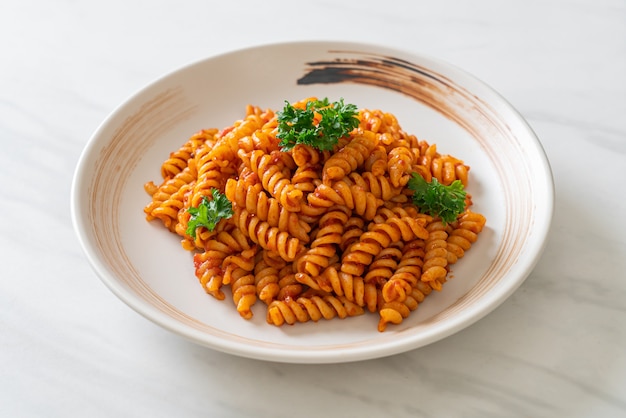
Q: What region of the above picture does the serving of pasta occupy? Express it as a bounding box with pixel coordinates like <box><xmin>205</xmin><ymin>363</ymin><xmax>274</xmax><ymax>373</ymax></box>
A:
<box><xmin>143</xmin><ymin>97</ymin><xmax>486</xmax><ymax>332</ymax></box>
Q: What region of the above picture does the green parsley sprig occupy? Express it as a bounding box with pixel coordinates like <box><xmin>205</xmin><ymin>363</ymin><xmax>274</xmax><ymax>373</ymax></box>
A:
<box><xmin>408</xmin><ymin>173</ymin><xmax>467</xmax><ymax>224</ymax></box>
<box><xmin>277</xmin><ymin>98</ymin><xmax>359</xmax><ymax>151</ymax></box>
<box><xmin>185</xmin><ymin>189</ymin><xmax>233</xmax><ymax>238</ymax></box>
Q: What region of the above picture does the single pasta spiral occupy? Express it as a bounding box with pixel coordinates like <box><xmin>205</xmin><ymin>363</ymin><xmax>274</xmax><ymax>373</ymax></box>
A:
<box><xmin>381</xmin><ymin>239</ymin><xmax>426</xmax><ymax>303</ymax></box>
<box><xmin>224</xmin><ymin>247</ymin><xmax>258</xmax><ymax>319</ymax></box>
<box><xmin>339</xmin><ymin>216</ymin><xmax>366</xmax><ymax>252</ymax></box>
<box><xmin>364</xmin><ymin>244</ymin><xmax>404</xmax><ymax>287</ymax></box>
<box><xmin>363</xmin><ymin>146</ymin><xmax>388</xmax><ymax>176</ymax></box>
<box><xmin>322</xmin><ymin>131</ymin><xmax>379</xmax><ymax>182</ymax></box>
<box><xmin>295</xmin><ymin>207</ymin><xmax>349</xmax><ymax>280</ymax></box>
<box><xmin>420</xmin><ymin>220</ymin><xmax>450</xmax><ymax>291</ymax></box>
<box><xmin>253</xmin><ymin>250</ymin><xmax>284</xmax><ymax>305</ymax></box>
<box><xmin>446</xmin><ymin>211</ymin><xmax>487</xmax><ymax>261</ymax></box>
<box><xmin>266</xmin><ymin>294</ymin><xmax>364</xmax><ymax>326</ymax></box>
<box><xmin>290</xmin><ymin>143</ymin><xmax>331</xmax><ymax>167</ymax></box>
<box><xmin>292</xmin><ymin>163</ymin><xmax>322</xmax><ymax>194</ymax></box>
<box><xmin>387</xmin><ymin>146</ymin><xmax>414</xmax><ymax>188</ymax></box>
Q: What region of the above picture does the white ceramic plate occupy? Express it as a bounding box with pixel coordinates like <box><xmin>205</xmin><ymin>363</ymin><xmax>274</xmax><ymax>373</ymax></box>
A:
<box><xmin>71</xmin><ymin>41</ymin><xmax>553</xmax><ymax>364</ymax></box>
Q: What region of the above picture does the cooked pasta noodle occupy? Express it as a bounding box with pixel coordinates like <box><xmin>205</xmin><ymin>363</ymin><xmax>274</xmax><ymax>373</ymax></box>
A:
<box><xmin>143</xmin><ymin>97</ymin><xmax>486</xmax><ymax>331</ymax></box>
<box><xmin>266</xmin><ymin>294</ymin><xmax>364</xmax><ymax>326</ymax></box>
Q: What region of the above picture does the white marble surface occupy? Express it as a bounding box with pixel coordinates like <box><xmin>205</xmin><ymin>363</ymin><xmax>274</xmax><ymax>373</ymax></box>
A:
<box><xmin>1</xmin><ymin>0</ymin><xmax>625</xmax><ymax>416</ymax></box>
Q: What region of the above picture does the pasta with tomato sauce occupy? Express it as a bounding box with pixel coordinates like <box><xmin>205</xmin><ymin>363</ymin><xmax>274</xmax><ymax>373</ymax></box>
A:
<box><xmin>143</xmin><ymin>98</ymin><xmax>486</xmax><ymax>331</ymax></box>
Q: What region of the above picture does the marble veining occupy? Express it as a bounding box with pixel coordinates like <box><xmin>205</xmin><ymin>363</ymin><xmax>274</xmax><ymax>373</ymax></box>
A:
<box><xmin>1</xmin><ymin>0</ymin><xmax>625</xmax><ymax>417</ymax></box>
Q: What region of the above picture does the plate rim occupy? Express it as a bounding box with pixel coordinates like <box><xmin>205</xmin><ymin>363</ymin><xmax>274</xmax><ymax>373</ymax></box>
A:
<box><xmin>71</xmin><ymin>40</ymin><xmax>555</xmax><ymax>363</ymax></box>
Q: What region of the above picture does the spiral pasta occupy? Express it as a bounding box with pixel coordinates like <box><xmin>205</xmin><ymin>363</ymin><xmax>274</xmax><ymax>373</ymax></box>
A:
<box><xmin>446</xmin><ymin>211</ymin><xmax>487</xmax><ymax>261</ymax></box>
<box><xmin>239</xmin><ymin>149</ymin><xmax>302</xmax><ymax>212</ymax></box>
<box><xmin>266</xmin><ymin>294</ymin><xmax>364</xmax><ymax>326</ymax></box>
<box><xmin>145</xmin><ymin>177</ymin><xmax>192</xmax><ymax>232</ymax></box>
<box><xmin>253</xmin><ymin>250</ymin><xmax>284</xmax><ymax>305</ymax></box>
<box><xmin>341</xmin><ymin>215</ymin><xmax>429</xmax><ymax>277</ymax></box>
<box><xmin>378</xmin><ymin>281</ymin><xmax>433</xmax><ymax>332</ymax></box>
<box><xmin>225</xmin><ymin>177</ymin><xmax>311</xmax><ymax>242</ymax></box>
<box><xmin>160</xmin><ymin>129</ymin><xmax>216</xmax><ymax>181</ymax></box>
<box><xmin>295</xmin><ymin>207</ymin><xmax>349</xmax><ymax>281</ymax></box>
<box><xmin>322</xmin><ymin>131</ymin><xmax>379</xmax><ymax>182</ymax></box>
<box><xmin>143</xmin><ymin>97</ymin><xmax>486</xmax><ymax>329</ymax></box>
<box><xmin>420</xmin><ymin>220</ymin><xmax>450</xmax><ymax>291</ymax></box>
<box><xmin>345</xmin><ymin>172</ymin><xmax>404</xmax><ymax>202</ymax></box>
<box><xmin>232</xmin><ymin>207</ymin><xmax>303</xmax><ymax>261</ymax></box>
<box><xmin>193</xmin><ymin>227</ymin><xmax>252</xmax><ymax>300</ymax></box>
<box><xmin>382</xmin><ymin>239</ymin><xmax>426</xmax><ymax>303</ymax></box>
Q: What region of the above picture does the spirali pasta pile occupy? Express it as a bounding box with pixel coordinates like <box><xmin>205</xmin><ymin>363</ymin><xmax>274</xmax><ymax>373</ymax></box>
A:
<box><xmin>143</xmin><ymin>97</ymin><xmax>486</xmax><ymax>332</ymax></box>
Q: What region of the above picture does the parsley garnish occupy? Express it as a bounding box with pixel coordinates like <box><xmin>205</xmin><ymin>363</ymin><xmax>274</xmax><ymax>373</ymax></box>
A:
<box><xmin>408</xmin><ymin>173</ymin><xmax>467</xmax><ymax>224</ymax></box>
<box><xmin>277</xmin><ymin>98</ymin><xmax>359</xmax><ymax>151</ymax></box>
<box><xmin>185</xmin><ymin>189</ymin><xmax>233</xmax><ymax>238</ymax></box>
